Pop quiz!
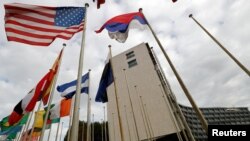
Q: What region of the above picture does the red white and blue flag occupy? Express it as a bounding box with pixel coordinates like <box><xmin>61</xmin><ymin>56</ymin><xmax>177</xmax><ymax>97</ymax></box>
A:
<box><xmin>4</xmin><ymin>3</ymin><xmax>85</xmax><ymax>46</ymax></box>
<box><xmin>95</xmin><ymin>12</ymin><xmax>147</xmax><ymax>43</ymax></box>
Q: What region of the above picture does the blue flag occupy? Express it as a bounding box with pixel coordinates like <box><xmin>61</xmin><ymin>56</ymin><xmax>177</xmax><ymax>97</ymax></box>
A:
<box><xmin>57</xmin><ymin>72</ymin><xmax>89</xmax><ymax>99</ymax></box>
<box><xmin>0</xmin><ymin>125</ymin><xmax>22</xmax><ymax>135</ymax></box>
<box><xmin>95</xmin><ymin>60</ymin><xmax>114</xmax><ymax>103</ymax></box>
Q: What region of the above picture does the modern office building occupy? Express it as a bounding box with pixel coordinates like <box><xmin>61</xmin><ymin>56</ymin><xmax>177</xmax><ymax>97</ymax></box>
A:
<box><xmin>106</xmin><ymin>42</ymin><xmax>250</xmax><ymax>141</ymax></box>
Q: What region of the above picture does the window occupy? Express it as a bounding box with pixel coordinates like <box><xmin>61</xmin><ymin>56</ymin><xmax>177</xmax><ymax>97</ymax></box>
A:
<box><xmin>128</xmin><ymin>59</ymin><xmax>137</xmax><ymax>68</ymax></box>
<box><xmin>126</xmin><ymin>51</ymin><xmax>135</xmax><ymax>59</ymax></box>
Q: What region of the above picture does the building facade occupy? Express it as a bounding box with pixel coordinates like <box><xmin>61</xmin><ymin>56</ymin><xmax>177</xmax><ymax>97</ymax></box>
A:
<box><xmin>106</xmin><ymin>43</ymin><xmax>185</xmax><ymax>141</ymax></box>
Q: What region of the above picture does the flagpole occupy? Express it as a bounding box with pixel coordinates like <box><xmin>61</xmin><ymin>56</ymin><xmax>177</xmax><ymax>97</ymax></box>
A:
<box><xmin>150</xmin><ymin>47</ymin><xmax>195</xmax><ymax>141</ymax></box>
<box><xmin>81</xmin><ymin>120</ymin><xmax>85</xmax><ymax>141</ymax></box>
<box><xmin>17</xmin><ymin>125</ymin><xmax>25</xmax><ymax>141</ymax></box>
<box><xmin>22</xmin><ymin>110</ymin><xmax>35</xmax><ymax>141</ymax></box>
<box><xmin>70</xmin><ymin>3</ymin><xmax>89</xmax><ymax>141</ymax></box>
<box><xmin>92</xmin><ymin>114</ymin><xmax>94</xmax><ymax>141</ymax></box>
<box><xmin>17</xmin><ymin>113</ymin><xmax>31</xmax><ymax>141</ymax></box>
<box><xmin>122</xmin><ymin>69</ymin><xmax>140</xmax><ymax>141</ymax></box>
<box><xmin>108</xmin><ymin>45</ymin><xmax>125</xmax><ymax>141</ymax></box>
<box><xmin>67</xmin><ymin>95</ymin><xmax>75</xmax><ymax>141</ymax></box>
<box><xmin>189</xmin><ymin>14</ymin><xmax>250</xmax><ymax>77</ymax></box>
<box><xmin>86</xmin><ymin>69</ymin><xmax>91</xmax><ymax>141</ymax></box>
<box><xmin>134</xmin><ymin>86</ymin><xmax>151</xmax><ymax>141</ymax></box>
<box><xmin>39</xmin><ymin>44</ymin><xmax>65</xmax><ymax>141</ymax></box>
<box><xmin>103</xmin><ymin>106</ymin><xmax>107</xmax><ymax>141</ymax></box>
<box><xmin>139</xmin><ymin>8</ymin><xmax>208</xmax><ymax>134</ymax></box>
<box><xmin>124</xmin><ymin>105</ymin><xmax>132</xmax><ymax>141</ymax></box>
<box><xmin>55</xmin><ymin>121</ymin><xmax>61</xmax><ymax>141</ymax></box>
<box><xmin>47</xmin><ymin>125</ymin><xmax>52</xmax><ymax>141</ymax></box>
<box><xmin>158</xmin><ymin>84</ymin><xmax>183</xmax><ymax>141</ymax></box>
<box><xmin>59</xmin><ymin>122</ymin><xmax>64</xmax><ymax>141</ymax></box>
<box><xmin>101</xmin><ymin>119</ymin><xmax>104</xmax><ymax>141</ymax></box>
<box><xmin>28</xmin><ymin>101</ymin><xmax>43</xmax><ymax>141</ymax></box>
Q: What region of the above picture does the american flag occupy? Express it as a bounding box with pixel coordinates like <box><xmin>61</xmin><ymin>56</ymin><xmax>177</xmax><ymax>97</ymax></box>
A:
<box><xmin>4</xmin><ymin>3</ymin><xmax>85</xmax><ymax>46</ymax></box>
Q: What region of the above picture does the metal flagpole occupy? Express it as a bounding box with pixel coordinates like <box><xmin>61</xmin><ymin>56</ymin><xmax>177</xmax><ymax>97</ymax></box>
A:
<box><xmin>81</xmin><ymin>120</ymin><xmax>85</xmax><ymax>141</ymax></box>
<box><xmin>92</xmin><ymin>114</ymin><xmax>94</xmax><ymax>141</ymax></box>
<box><xmin>159</xmin><ymin>84</ymin><xmax>189</xmax><ymax>141</ymax></box>
<box><xmin>150</xmin><ymin>47</ymin><xmax>195</xmax><ymax>141</ymax></box>
<box><xmin>59</xmin><ymin>122</ymin><xmax>64</xmax><ymax>141</ymax></box>
<box><xmin>47</xmin><ymin>125</ymin><xmax>52</xmax><ymax>141</ymax></box>
<box><xmin>139</xmin><ymin>8</ymin><xmax>208</xmax><ymax>134</ymax></box>
<box><xmin>134</xmin><ymin>86</ymin><xmax>150</xmax><ymax>141</ymax></box>
<box><xmin>122</xmin><ymin>69</ymin><xmax>140</xmax><ymax>141</ymax></box>
<box><xmin>17</xmin><ymin>124</ymin><xmax>25</xmax><ymax>141</ymax></box>
<box><xmin>158</xmin><ymin>85</ymin><xmax>183</xmax><ymax>141</ymax></box>
<box><xmin>108</xmin><ymin>45</ymin><xmax>125</xmax><ymax>141</ymax></box>
<box><xmin>101</xmin><ymin>119</ymin><xmax>104</xmax><ymax>141</ymax></box>
<box><xmin>17</xmin><ymin>113</ymin><xmax>32</xmax><ymax>141</ymax></box>
<box><xmin>28</xmin><ymin>101</ymin><xmax>43</xmax><ymax>141</ymax></box>
<box><xmin>70</xmin><ymin>3</ymin><xmax>89</xmax><ymax>141</ymax></box>
<box><xmin>86</xmin><ymin>69</ymin><xmax>91</xmax><ymax>141</ymax></box>
<box><xmin>189</xmin><ymin>14</ymin><xmax>250</xmax><ymax>77</ymax></box>
<box><xmin>103</xmin><ymin>106</ymin><xmax>107</xmax><ymax>141</ymax></box>
<box><xmin>124</xmin><ymin>105</ymin><xmax>132</xmax><ymax>141</ymax></box>
<box><xmin>39</xmin><ymin>44</ymin><xmax>65</xmax><ymax>141</ymax></box>
<box><xmin>55</xmin><ymin>121</ymin><xmax>61</xmax><ymax>141</ymax></box>
<box><xmin>22</xmin><ymin>110</ymin><xmax>35</xmax><ymax>141</ymax></box>
<box><xmin>67</xmin><ymin>95</ymin><xmax>75</xmax><ymax>141</ymax></box>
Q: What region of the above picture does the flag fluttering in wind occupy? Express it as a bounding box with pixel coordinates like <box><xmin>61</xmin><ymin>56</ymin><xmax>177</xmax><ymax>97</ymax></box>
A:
<box><xmin>95</xmin><ymin>12</ymin><xmax>147</xmax><ymax>43</ymax></box>
<box><xmin>8</xmin><ymin>73</ymin><xmax>50</xmax><ymax>125</ymax></box>
<box><xmin>95</xmin><ymin>56</ymin><xmax>113</xmax><ymax>103</ymax></box>
<box><xmin>8</xmin><ymin>49</ymin><xmax>63</xmax><ymax>125</ymax></box>
<box><xmin>57</xmin><ymin>72</ymin><xmax>89</xmax><ymax>99</ymax></box>
<box><xmin>49</xmin><ymin>99</ymin><xmax>72</xmax><ymax>119</ymax></box>
<box><xmin>0</xmin><ymin>114</ymin><xmax>29</xmax><ymax>132</ymax></box>
<box><xmin>4</xmin><ymin>3</ymin><xmax>86</xmax><ymax>46</ymax></box>
<box><xmin>34</xmin><ymin>111</ymin><xmax>45</xmax><ymax>129</ymax></box>
<box><xmin>40</xmin><ymin>48</ymin><xmax>63</xmax><ymax>105</ymax></box>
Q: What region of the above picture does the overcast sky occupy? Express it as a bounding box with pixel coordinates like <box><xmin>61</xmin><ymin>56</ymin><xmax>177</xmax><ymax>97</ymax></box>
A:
<box><xmin>0</xmin><ymin>0</ymin><xmax>249</xmax><ymax>140</ymax></box>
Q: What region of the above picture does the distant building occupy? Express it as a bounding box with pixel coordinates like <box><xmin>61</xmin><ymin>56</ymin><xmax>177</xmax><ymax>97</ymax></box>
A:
<box><xmin>106</xmin><ymin>42</ymin><xmax>250</xmax><ymax>141</ymax></box>
<box><xmin>179</xmin><ymin>105</ymin><xmax>250</xmax><ymax>141</ymax></box>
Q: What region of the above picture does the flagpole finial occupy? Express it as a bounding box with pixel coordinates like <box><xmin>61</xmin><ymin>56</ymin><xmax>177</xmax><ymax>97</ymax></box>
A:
<box><xmin>139</xmin><ymin>8</ymin><xmax>143</xmax><ymax>13</ymax></box>
<box><xmin>63</xmin><ymin>43</ymin><xmax>66</xmax><ymax>47</ymax></box>
<box><xmin>88</xmin><ymin>69</ymin><xmax>91</xmax><ymax>72</ymax></box>
<box><xmin>108</xmin><ymin>45</ymin><xmax>112</xmax><ymax>48</ymax></box>
<box><xmin>189</xmin><ymin>14</ymin><xmax>193</xmax><ymax>18</ymax></box>
<box><xmin>85</xmin><ymin>3</ymin><xmax>89</xmax><ymax>7</ymax></box>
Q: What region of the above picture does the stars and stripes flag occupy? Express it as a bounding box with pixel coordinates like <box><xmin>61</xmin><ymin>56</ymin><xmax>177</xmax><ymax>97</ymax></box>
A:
<box><xmin>4</xmin><ymin>3</ymin><xmax>85</xmax><ymax>46</ymax></box>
